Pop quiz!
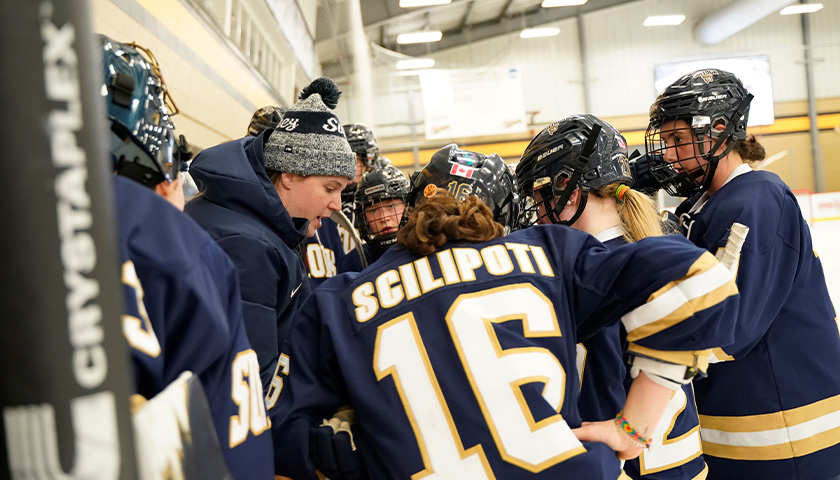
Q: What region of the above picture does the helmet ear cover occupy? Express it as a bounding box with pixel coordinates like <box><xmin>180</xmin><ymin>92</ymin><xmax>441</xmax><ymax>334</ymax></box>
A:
<box><xmin>537</xmin><ymin>123</ymin><xmax>602</xmax><ymax>227</ymax></box>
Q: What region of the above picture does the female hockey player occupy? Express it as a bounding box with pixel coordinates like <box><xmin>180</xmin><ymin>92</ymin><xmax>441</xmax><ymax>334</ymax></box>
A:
<box><xmin>644</xmin><ymin>68</ymin><xmax>840</xmax><ymax>479</ymax></box>
<box><xmin>338</xmin><ymin>164</ymin><xmax>411</xmax><ymax>272</ymax></box>
<box><xmin>517</xmin><ymin>114</ymin><xmax>708</xmax><ymax>479</ymax></box>
<box><xmin>271</xmin><ymin>144</ymin><xmax>740</xmax><ymax>479</ymax></box>
<box><xmin>102</xmin><ymin>36</ymin><xmax>273</xmax><ymax>478</ymax></box>
<box><xmin>185</xmin><ymin>77</ymin><xmax>356</xmax><ymax>392</ymax></box>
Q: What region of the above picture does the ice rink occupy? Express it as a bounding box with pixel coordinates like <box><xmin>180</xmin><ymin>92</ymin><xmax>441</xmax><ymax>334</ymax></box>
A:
<box><xmin>811</xmin><ymin>220</ymin><xmax>840</xmax><ymax>311</ymax></box>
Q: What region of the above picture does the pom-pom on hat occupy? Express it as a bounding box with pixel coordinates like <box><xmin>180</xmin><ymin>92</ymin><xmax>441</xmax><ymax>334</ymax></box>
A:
<box><xmin>264</xmin><ymin>77</ymin><xmax>355</xmax><ymax>180</ymax></box>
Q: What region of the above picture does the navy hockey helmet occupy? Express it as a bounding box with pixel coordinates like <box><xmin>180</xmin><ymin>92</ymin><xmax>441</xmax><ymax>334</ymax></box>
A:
<box><xmin>407</xmin><ymin>144</ymin><xmax>520</xmax><ymax>234</ymax></box>
<box><xmin>101</xmin><ymin>36</ymin><xmax>182</xmax><ymax>188</ymax></box>
<box><xmin>354</xmin><ymin>165</ymin><xmax>410</xmax><ymax>251</ymax></box>
<box><xmin>247</xmin><ymin>105</ymin><xmax>286</xmax><ymax>137</ymax></box>
<box><xmin>516</xmin><ymin>114</ymin><xmax>630</xmax><ymax>227</ymax></box>
<box><xmin>645</xmin><ymin>68</ymin><xmax>753</xmax><ymax>196</ymax></box>
<box><xmin>343</xmin><ymin>123</ymin><xmax>379</xmax><ymax>168</ymax></box>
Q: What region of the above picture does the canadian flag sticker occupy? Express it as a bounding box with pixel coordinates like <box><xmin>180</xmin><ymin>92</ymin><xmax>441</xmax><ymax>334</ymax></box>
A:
<box><xmin>450</xmin><ymin>163</ymin><xmax>476</xmax><ymax>179</ymax></box>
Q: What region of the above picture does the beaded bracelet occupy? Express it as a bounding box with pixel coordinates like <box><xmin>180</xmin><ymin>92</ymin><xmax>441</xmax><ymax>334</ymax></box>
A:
<box><xmin>615</xmin><ymin>410</ymin><xmax>651</xmax><ymax>449</ymax></box>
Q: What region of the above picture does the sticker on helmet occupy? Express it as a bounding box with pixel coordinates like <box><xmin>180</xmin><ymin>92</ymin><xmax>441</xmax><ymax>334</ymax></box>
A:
<box><xmin>364</xmin><ymin>184</ymin><xmax>386</xmax><ymax>195</ymax></box>
<box><xmin>450</xmin><ymin>163</ymin><xmax>476</xmax><ymax>179</ymax></box>
<box><xmin>693</xmin><ymin>69</ymin><xmax>719</xmax><ymax>84</ymax></box>
<box><xmin>424</xmin><ymin>184</ymin><xmax>438</xmax><ymax>197</ymax></box>
<box><xmin>692</xmin><ymin>115</ymin><xmax>711</xmax><ymax>128</ymax></box>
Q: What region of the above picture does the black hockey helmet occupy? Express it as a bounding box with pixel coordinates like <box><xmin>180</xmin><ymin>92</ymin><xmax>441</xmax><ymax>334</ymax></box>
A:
<box><xmin>101</xmin><ymin>35</ymin><xmax>184</xmax><ymax>188</ymax></box>
<box><xmin>516</xmin><ymin>114</ymin><xmax>630</xmax><ymax>227</ymax></box>
<box><xmin>645</xmin><ymin>68</ymin><xmax>753</xmax><ymax>196</ymax></box>
<box><xmin>407</xmin><ymin>144</ymin><xmax>520</xmax><ymax>234</ymax></box>
<box><xmin>247</xmin><ymin>105</ymin><xmax>286</xmax><ymax>137</ymax></box>
<box><xmin>354</xmin><ymin>165</ymin><xmax>410</xmax><ymax>250</ymax></box>
<box><xmin>343</xmin><ymin>123</ymin><xmax>379</xmax><ymax>168</ymax></box>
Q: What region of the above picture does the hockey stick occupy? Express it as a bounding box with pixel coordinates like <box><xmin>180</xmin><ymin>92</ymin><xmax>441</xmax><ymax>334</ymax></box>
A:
<box><xmin>330</xmin><ymin>210</ymin><xmax>368</xmax><ymax>269</ymax></box>
<box><xmin>716</xmin><ymin>222</ymin><xmax>749</xmax><ymax>273</ymax></box>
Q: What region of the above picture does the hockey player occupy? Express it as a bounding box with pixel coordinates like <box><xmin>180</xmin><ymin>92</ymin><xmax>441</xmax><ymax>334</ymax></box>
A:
<box><xmin>644</xmin><ymin>68</ymin><xmax>840</xmax><ymax>479</ymax></box>
<box><xmin>185</xmin><ymin>77</ymin><xmax>356</xmax><ymax>393</ymax></box>
<box><xmin>271</xmin><ymin>144</ymin><xmax>740</xmax><ymax>479</ymax></box>
<box><xmin>101</xmin><ymin>36</ymin><xmax>273</xmax><ymax>478</ymax></box>
<box><xmin>517</xmin><ymin>114</ymin><xmax>707</xmax><ymax>479</ymax></box>
<box><xmin>341</xmin><ymin>123</ymin><xmax>379</xmax><ymax>218</ymax></box>
<box><xmin>338</xmin><ymin>164</ymin><xmax>411</xmax><ymax>272</ymax></box>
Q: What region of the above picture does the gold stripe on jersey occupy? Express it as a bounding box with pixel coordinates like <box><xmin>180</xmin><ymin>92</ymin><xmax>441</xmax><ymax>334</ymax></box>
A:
<box><xmin>625</xmin><ymin>344</ymin><xmax>711</xmax><ymax>372</ymax></box>
<box><xmin>623</xmin><ymin>252</ymin><xmax>738</xmax><ymax>342</ymax></box>
<box><xmin>699</xmin><ymin>393</ymin><xmax>840</xmax><ymax>460</ymax></box>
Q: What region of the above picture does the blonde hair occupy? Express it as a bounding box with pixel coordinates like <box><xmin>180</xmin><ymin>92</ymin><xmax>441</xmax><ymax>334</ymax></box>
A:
<box><xmin>397</xmin><ymin>192</ymin><xmax>504</xmax><ymax>256</ymax></box>
<box><xmin>590</xmin><ymin>184</ymin><xmax>664</xmax><ymax>242</ymax></box>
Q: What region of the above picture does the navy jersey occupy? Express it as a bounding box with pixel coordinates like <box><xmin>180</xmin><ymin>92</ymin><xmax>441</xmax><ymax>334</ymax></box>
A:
<box><xmin>678</xmin><ymin>168</ymin><xmax>840</xmax><ymax>479</ymax></box>
<box><xmin>115</xmin><ymin>177</ymin><xmax>273</xmax><ymax>479</ymax></box>
<box><xmin>301</xmin><ymin>217</ymin><xmax>347</xmax><ymax>289</ymax></box>
<box><xmin>338</xmin><ymin>242</ymin><xmax>381</xmax><ymax>274</ymax></box>
<box><xmin>591</xmin><ymin>232</ymin><xmax>706</xmax><ymax>480</ymax></box>
<box><xmin>271</xmin><ymin>225</ymin><xmax>739</xmax><ymax>479</ymax></box>
<box><xmin>576</xmin><ymin>234</ymin><xmax>627</xmax><ymax>424</ymax></box>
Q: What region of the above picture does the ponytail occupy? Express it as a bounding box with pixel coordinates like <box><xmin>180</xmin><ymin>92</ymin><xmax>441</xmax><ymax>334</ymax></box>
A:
<box><xmin>593</xmin><ymin>184</ymin><xmax>664</xmax><ymax>242</ymax></box>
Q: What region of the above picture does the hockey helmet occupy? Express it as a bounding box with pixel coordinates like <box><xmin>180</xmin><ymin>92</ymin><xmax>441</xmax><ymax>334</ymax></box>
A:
<box><xmin>354</xmin><ymin>165</ymin><xmax>410</xmax><ymax>251</ymax></box>
<box><xmin>516</xmin><ymin>114</ymin><xmax>630</xmax><ymax>227</ymax></box>
<box><xmin>645</xmin><ymin>68</ymin><xmax>753</xmax><ymax>196</ymax></box>
<box><xmin>343</xmin><ymin>123</ymin><xmax>379</xmax><ymax>168</ymax></box>
<box><xmin>101</xmin><ymin>35</ymin><xmax>183</xmax><ymax>188</ymax></box>
<box><xmin>407</xmin><ymin>144</ymin><xmax>520</xmax><ymax>234</ymax></box>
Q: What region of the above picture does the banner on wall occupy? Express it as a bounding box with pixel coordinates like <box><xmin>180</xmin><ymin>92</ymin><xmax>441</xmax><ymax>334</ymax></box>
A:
<box><xmin>420</xmin><ymin>67</ymin><xmax>527</xmax><ymax>140</ymax></box>
<box><xmin>654</xmin><ymin>56</ymin><xmax>775</xmax><ymax>127</ymax></box>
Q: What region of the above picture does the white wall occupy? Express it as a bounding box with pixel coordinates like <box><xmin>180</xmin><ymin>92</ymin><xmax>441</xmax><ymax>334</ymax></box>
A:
<box><xmin>345</xmin><ymin>0</ymin><xmax>840</xmax><ymax>143</ymax></box>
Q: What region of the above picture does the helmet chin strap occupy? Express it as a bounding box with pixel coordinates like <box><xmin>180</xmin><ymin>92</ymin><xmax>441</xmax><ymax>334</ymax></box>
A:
<box><xmin>696</xmin><ymin>93</ymin><xmax>754</xmax><ymax>191</ymax></box>
<box><xmin>550</xmin><ymin>123</ymin><xmax>602</xmax><ymax>226</ymax></box>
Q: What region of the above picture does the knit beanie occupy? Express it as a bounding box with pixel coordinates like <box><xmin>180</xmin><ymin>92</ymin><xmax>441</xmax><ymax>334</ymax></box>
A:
<box><xmin>264</xmin><ymin>77</ymin><xmax>356</xmax><ymax>180</ymax></box>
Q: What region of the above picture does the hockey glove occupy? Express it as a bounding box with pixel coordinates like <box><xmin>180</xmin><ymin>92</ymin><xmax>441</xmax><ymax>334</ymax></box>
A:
<box><xmin>310</xmin><ymin>408</ymin><xmax>361</xmax><ymax>480</ymax></box>
<box><xmin>629</xmin><ymin>152</ymin><xmax>662</xmax><ymax>196</ymax></box>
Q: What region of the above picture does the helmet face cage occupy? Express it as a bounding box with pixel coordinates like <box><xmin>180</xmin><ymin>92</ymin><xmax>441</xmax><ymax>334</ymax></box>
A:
<box><xmin>343</xmin><ymin>123</ymin><xmax>379</xmax><ymax>168</ymax></box>
<box><xmin>101</xmin><ymin>36</ymin><xmax>181</xmax><ymax>186</ymax></box>
<box><xmin>354</xmin><ymin>166</ymin><xmax>410</xmax><ymax>250</ymax></box>
<box><xmin>406</xmin><ymin>144</ymin><xmax>521</xmax><ymax>234</ymax></box>
<box><xmin>516</xmin><ymin>114</ymin><xmax>631</xmax><ymax>227</ymax></box>
<box><xmin>645</xmin><ymin>69</ymin><xmax>751</xmax><ymax>197</ymax></box>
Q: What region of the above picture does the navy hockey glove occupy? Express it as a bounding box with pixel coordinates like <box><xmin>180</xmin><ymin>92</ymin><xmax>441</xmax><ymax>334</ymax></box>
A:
<box><xmin>629</xmin><ymin>152</ymin><xmax>662</xmax><ymax>196</ymax></box>
<box><xmin>310</xmin><ymin>409</ymin><xmax>361</xmax><ymax>480</ymax></box>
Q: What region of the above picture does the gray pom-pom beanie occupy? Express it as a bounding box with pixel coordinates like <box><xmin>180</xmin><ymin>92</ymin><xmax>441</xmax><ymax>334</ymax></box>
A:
<box><xmin>264</xmin><ymin>77</ymin><xmax>356</xmax><ymax>180</ymax></box>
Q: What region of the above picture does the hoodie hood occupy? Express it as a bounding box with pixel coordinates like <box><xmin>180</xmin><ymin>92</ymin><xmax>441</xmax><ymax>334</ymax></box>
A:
<box><xmin>189</xmin><ymin>129</ymin><xmax>308</xmax><ymax>248</ymax></box>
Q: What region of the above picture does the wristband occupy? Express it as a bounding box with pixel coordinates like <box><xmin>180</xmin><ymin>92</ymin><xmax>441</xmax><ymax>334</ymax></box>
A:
<box><xmin>615</xmin><ymin>410</ymin><xmax>651</xmax><ymax>449</ymax></box>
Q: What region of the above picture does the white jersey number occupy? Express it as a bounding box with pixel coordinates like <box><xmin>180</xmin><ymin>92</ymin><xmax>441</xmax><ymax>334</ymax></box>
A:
<box><xmin>229</xmin><ymin>350</ymin><xmax>270</xmax><ymax>448</ymax></box>
<box><xmin>373</xmin><ymin>284</ymin><xmax>584</xmax><ymax>478</ymax></box>
<box><xmin>121</xmin><ymin>261</ymin><xmax>161</xmax><ymax>357</ymax></box>
<box><xmin>638</xmin><ymin>387</ymin><xmax>702</xmax><ymax>473</ymax></box>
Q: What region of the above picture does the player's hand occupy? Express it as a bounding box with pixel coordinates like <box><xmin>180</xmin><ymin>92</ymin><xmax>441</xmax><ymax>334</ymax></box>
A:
<box><xmin>572</xmin><ymin>420</ymin><xmax>643</xmax><ymax>460</ymax></box>
<box><xmin>310</xmin><ymin>408</ymin><xmax>361</xmax><ymax>480</ymax></box>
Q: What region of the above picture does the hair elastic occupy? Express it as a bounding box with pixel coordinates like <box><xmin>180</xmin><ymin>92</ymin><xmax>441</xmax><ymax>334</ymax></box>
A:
<box><xmin>615</xmin><ymin>184</ymin><xmax>630</xmax><ymax>201</ymax></box>
<box><xmin>615</xmin><ymin>410</ymin><xmax>651</xmax><ymax>449</ymax></box>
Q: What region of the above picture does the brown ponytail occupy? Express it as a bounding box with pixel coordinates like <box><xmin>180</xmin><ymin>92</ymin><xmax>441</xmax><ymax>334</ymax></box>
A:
<box><xmin>397</xmin><ymin>192</ymin><xmax>504</xmax><ymax>256</ymax></box>
<box><xmin>592</xmin><ymin>184</ymin><xmax>664</xmax><ymax>243</ymax></box>
<box><xmin>734</xmin><ymin>134</ymin><xmax>765</xmax><ymax>167</ymax></box>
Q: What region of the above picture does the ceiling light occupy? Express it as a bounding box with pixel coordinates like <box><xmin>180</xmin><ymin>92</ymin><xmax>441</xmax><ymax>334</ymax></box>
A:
<box><xmin>396</xmin><ymin>58</ymin><xmax>435</xmax><ymax>70</ymax></box>
<box><xmin>643</xmin><ymin>15</ymin><xmax>686</xmax><ymax>26</ymax></box>
<box><xmin>520</xmin><ymin>27</ymin><xmax>561</xmax><ymax>38</ymax></box>
<box><xmin>400</xmin><ymin>0</ymin><xmax>450</xmax><ymax>7</ymax></box>
<box><xmin>397</xmin><ymin>31</ymin><xmax>443</xmax><ymax>44</ymax></box>
<box><xmin>542</xmin><ymin>0</ymin><xmax>587</xmax><ymax>6</ymax></box>
<box><xmin>780</xmin><ymin>3</ymin><xmax>823</xmax><ymax>15</ymax></box>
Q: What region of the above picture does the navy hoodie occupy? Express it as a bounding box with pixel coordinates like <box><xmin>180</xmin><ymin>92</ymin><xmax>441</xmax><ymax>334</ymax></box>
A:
<box><xmin>185</xmin><ymin>129</ymin><xmax>311</xmax><ymax>392</ymax></box>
